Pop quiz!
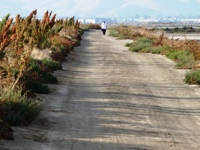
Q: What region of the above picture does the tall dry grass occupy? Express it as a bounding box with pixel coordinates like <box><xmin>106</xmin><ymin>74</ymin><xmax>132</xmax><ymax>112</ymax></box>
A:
<box><xmin>112</xmin><ymin>25</ymin><xmax>200</xmax><ymax>62</ymax></box>
<box><xmin>0</xmin><ymin>10</ymin><xmax>81</xmax><ymax>91</ymax></box>
<box><xmin>0</xmin><ymin>9</ymin><xmax>81</xmax><ymax>138</ymax></box>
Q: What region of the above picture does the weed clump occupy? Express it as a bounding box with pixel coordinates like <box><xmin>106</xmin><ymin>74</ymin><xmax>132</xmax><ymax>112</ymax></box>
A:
<box><xmin>184</xmin><ymin>69</ymin><xmax>200</xmax><ymax>84</ymax></box>
<box><xmin>165</xmin><ymin>50</ymin><xmax>196</xmax><ymax>69</ymax></box>
<box><xmin>128</xmin><ymin>37</ymin><xmax>153</xmax><ymax>52</ymax></box>
<box><xmin>0</xmin><ymin>87</ymin><xmax>42</xmax><ymax>126</ymax></box>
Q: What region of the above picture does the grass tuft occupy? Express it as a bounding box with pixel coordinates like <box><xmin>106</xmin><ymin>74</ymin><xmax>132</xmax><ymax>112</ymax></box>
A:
<box><xmin>109</xmin><ymin>29</ymin><xmax>129</xmax><ymax>39</ymax></box>
<box><xmin>128</xmin><ymin>37</ymin><xmax>153</xmax><ymax>52</ymax></box>
<box><xmin>25</xmin><ymin>79</ymin><xmax>50</xmax><ymax>94</ymax></box>
<box><xmin>41</xmin><ymin>59</ymin><xmax>62</xmax><ymax>71</ymax></box>
<box><xmin>140</xmin><ymin>46</ymin><xmax>167</xmax><ymax>54</ymax></box>
<box><xmin>184</xmin><ymin>69</ymin><xmax>200</xmax><ymax>84</ymax></box>
<box><xmin>0</xmin><ymin>87</ymin><xmax>42</xmax><ymax>126</ymax></box>
<box><xmin>165</xmin><ymin>50</ymin><xmax>196</xmax><ymax>68</ymax></box>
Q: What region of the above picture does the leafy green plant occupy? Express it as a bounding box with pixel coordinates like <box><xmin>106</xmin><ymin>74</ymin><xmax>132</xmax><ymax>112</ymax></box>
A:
<box><xmin>128</xmin><ymin>37</ymin><xmax>153</xmax><ymax>52</ymax></box>
<box><xmin>108</xmin><ymin>29</ymin><xmax>120</xmax><ymax>37</ymax></box>
<box><xmin>165</xmin><ymin>50</ymin><xmax>196</xmax><ymax>68</ymax></box>
<box><xmin>136</xmin><ymin>37</ymin><xmax>153</xmax><ymax>44</ymax></box>
<box><xmin>125</xmin><ymin>42</ymin><xmax>134</xmax><ymax>47</ymax></box>
<box><xmin>140</xmin><ymin>46</ymin><xmax>167</xmax><ymax>54</ymax></box>
<box><xmin>109</xmin><ymin>28</ymin><xmax>128</xmax><ymax>39</ymax></box>
<box><xmin>25</xmin><ymin>79</ymin><xmax>50</xmax><ymax>94</ymax></box>
<box><xmin>40</xmin><ymin>72</ymin><xmax>58</xmax><ymax>84</ymax></box>
<box><xmin>25</xmin><ymin>59</ymin><xmax>57</xmax><ymax>93</ymax></box>
<box><xmin>184</xmin><ymin>69</ymin><xmax>200</xmax><ymax>84</ymax></box>
<box><xmin>176</xmin><ymin>53</ymin><xmax>196</xmax><ymax>68</ymax></box>
<box><xmin>165</xmin><ymin>50</ymin><xmax>181</xmax><ymax>60</ymax></box>
<box><xmin>39</xmin><ymin>37</ymin><xmax>52</xmax><ymax>50</ymax></box>
<box><xmin>29</xmin><ymin>59</ymin><xmax>58</xmax><ymax>83</ymax></box>
<box><xmin>0</xmin><ymin>87</ymin><xmax>42</xmax><ymax>125</ymax></box>
<box><xmin>41</xmin><ymin>59</ymin><xmax>61</xmax><ymax>71</ymax></box>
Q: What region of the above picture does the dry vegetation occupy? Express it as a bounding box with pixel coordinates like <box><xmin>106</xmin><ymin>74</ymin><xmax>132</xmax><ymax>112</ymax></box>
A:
<box><xmin>0</xmin><ymin>10</ymin><xmax>83</xmax><ymax>140</ymax></box>
<box><xmin>110</xmin><ymin>25</ymin><xmax>200</xmax><ymax>60</ymax></box>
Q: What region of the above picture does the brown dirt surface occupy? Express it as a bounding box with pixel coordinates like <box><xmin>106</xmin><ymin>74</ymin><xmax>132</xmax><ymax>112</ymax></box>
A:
<box><xmin>1</xmin><ymin>29</ymin><xmax>200</xmax><ymax>150</ymax></box>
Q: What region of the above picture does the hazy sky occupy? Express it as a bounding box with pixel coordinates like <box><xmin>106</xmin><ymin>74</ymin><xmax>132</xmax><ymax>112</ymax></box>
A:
<box><xmin>1</xmin><ymin>0</ymin><xmax>200</xmax><ymax>18</ymax></box>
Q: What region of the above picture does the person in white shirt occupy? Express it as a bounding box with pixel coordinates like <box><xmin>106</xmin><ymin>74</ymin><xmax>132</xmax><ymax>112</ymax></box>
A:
<box><xmin>101</xmin><ymin>21</ymin><xmax>107</xmax><ymax>35</ymax></box>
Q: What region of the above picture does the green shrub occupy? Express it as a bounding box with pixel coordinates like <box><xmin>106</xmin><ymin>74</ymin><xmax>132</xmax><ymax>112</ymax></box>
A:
<box><xmin>41</xmin><ymin>72</ymin><xmax>58</xmax><ymax>84</ymax></box>
<box><xmin>109</xmin><ymin>29</ymin><xmax>120</xmax><ymax>37</ymax></box>
<box><xmin>166</xmin><ymin>50</ymin><xmax>196</xmax><ymax>68</ymax></box>
<box><xmin>129</xmin><ymin>43</ymin><xmax>150</xmax><ymax>52</ymax></box>
<box><xmin>165</xmin><ymin>50</ymin><xmax>181</xmax><ymax>60</ymax></box>
<box><xmin>41</xmin><ymin>59</ymin><xmax>61</xmax><ymax>70</ymax></box>
<box><xmin>0</xmin><ymin>87</ymin><xmax>42</xmax><ymax>126</ymax></box>
<box><xmin>184</xmin><ymin>69</ymin><xmax>200</xmax><ymax>84</ymax></box>
<box><xmin>30</xmin><ymin>59</ymin><xmax>40</xmax><ymax>72</ymax></box>
<box><xmin>29</xmin><ymin>59</ymin><xmax>58</xmax><ymax>84</ymax></box>
<box><xmin>176</xmin><ymin>53</ymin><xmax>196</xmax><ymax>68</ymax></box>
<box><xmin>79</xmin><ymin>25</ymin><xmax>90</xmax><ymax>32</ymax></box>
<box><xmin>140</xmin><ymin>46</ymin><xmax>167</xmax><ymax>54</ymax></box>
<box><xmin>51</xmin><ymin>43</ymin><xmax>68</xmax><ymax>56</ymax></box>
<box><xmin>109</xmin><ymin>29</ymin><xmax>128</xmax><ymax>39</ymax></box>
<box><xmin>116</xmin><ymin>34</ymin><xmax>128</xmax><ymax>39</ymax></box>
<box><xmin>25</xmin><ymin>79</ymin><xmax>50</xmax><ymax>94</ymax></box>
<box><xmin>136</xmin><ymin>37</ymin><xmax>153</xmax><ymax>44</ymax></box>
<box><xmin>37</xmin><ymin>36</ymin><xmax>51</xmax><ymax>50</ymax></box>
<box><xmin>125</xmin><ymin>42</ymin><xmax>134</xmax><ymax>47</ymax></box>
<box><xmin>30</xmin><ymin>58</ymin><xmax>60</xmax><ymax>72</ymax></box>
<box><xmin>128</xmin><ymin>37</ymin><xmax>153</xmax><ymax>52</ymax></box>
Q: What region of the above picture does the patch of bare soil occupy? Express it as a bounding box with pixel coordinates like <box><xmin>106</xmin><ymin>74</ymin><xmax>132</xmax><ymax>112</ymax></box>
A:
<box><xmin>1</xmin><ymin>29</ymin><xmax>200</xmax><ymax>150</ymax></box>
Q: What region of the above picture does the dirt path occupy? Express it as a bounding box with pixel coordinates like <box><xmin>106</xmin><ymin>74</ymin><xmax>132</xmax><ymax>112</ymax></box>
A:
<box><xmin>1</xmin><ymin>29</ymin><xmax>200</xmax><ymax>150</ymax></box>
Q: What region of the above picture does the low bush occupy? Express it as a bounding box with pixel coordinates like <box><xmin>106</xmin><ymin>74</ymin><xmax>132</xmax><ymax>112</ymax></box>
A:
<box><xmin>108</xmin><ymin>29</ymin><xmax>120</xmax><ymax>37</ymax></box>
<box><xmin>165</xmin><ymin>50</ymin><xmax>196</xmax><ymax>68</ymax></box>
<box><xmin>29</xmin><ymin>59</ymin><xmax>58</xmax><ymax>84</ymax></box>
<box><xmin>184</xmin><ymin>69</ymin><xmax>200</xmax><ymax>84</ymax></box>
<box><xmin>128</xmin><ymin>37</ymin><xmax>153</xmax><ymax>52</ymax></box>
<box><xmin>40</xmin><ymin>72</ymin><xmax>58</xmax><ymax>84</ymax></box>
<box><xmin>109</xmin><ymin>29</ymin><xmax>129</xmax><ymax>39</ymax></box>
<box><xmin>41</xmin><ymin>59</ymin><xmax>61</xmax><ymax>71</ymax></box>
<box><xmin>25</xmin><ymin>79</ymin><xmax>50</xmax><ymax>94</ymax></box>
<box><xmin>88</xmin><ymin>23</ymin><xmax>101</xmax><ymax>29</ymax></box>
<box><xmin>50</xmin><ymin>35</ymin><xmax>76</xmax><ymax>53</ymax></box>
<box><xmin>0</xmin><ymin>87</ymin><xmax>42</xmax><ymax>126</ymax></box>
<box><xmin>125</xmin><ymin>42</ymin><xmax>133</xmax><ymax>47</ymax></box>
<box><xmin>140</xmin><ymin>46</ymin><xmax>167</xmax><ymax>54</ymax></box>
<box><xmin>165</xmin><ymin>50</ymin><xmax>182</xmax><ymax>60</ymax></box>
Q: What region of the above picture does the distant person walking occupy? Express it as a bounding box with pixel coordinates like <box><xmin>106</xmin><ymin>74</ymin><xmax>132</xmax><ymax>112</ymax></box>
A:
<box><xmin>101</xmin><ymin>21</ymin><xmax>107</xmax><ymax>35</ymax></box>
